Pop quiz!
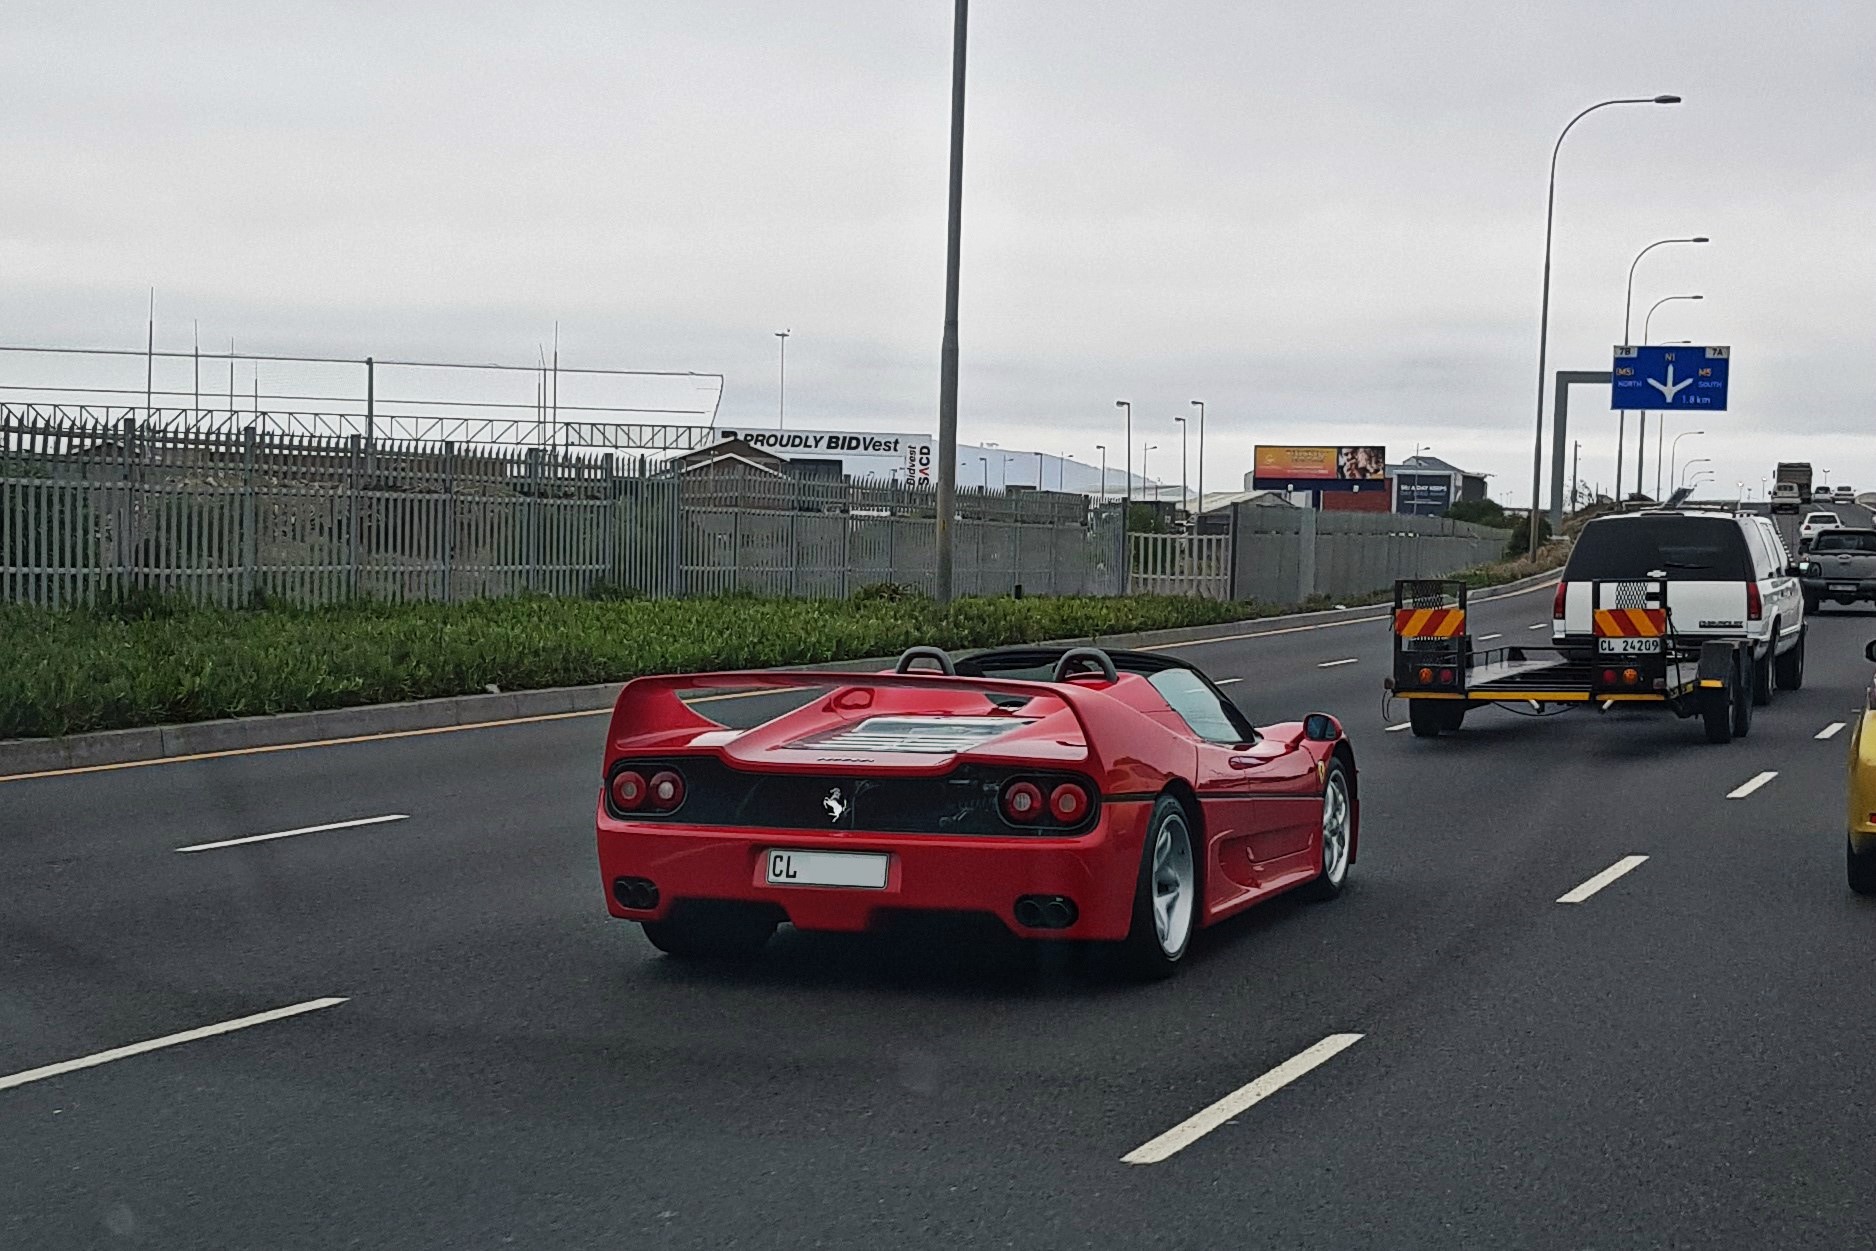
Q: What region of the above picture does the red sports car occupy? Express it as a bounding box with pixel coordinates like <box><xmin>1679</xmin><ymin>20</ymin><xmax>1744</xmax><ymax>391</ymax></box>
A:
<box><xmin>595</xmin><ymin>646</ymin><xmax>1359</xmax><ymax>976</ymax></box>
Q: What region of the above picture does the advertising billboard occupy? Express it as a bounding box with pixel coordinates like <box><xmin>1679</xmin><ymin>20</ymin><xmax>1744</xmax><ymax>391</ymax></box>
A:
<box><xmin>1395</xmin><ymin>471</ymin><xmax>1454</xmax><ymax>516</ymax></box>
<box><xmin>1253</xmin><ymin>445</ymin><xmax>1388</xmax><ymax>490</ymax></box>
<box><xmin>717</xmin><ymin>428</ymin><xmax>935</xmax><ymax>485</ymax></box>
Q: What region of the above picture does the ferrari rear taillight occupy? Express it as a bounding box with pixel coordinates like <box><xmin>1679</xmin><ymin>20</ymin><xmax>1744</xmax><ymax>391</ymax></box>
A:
<box><xmin>609</xmin><ymin>770</ymin><xmax>648</xmax><ymax>812</ymax></box>
<box><xmin>1552</xmin><ymin>581</ymin><xmax>1567</xmax><ymax>619</ymax></box>
<box><xmin>1001</xmin><ymin>781</ymin><xmax>1044</xmax><ymax>824</ymax></box>
<box><xmin>1048</xmin><ymin>782</ymin><xmax>1090</xmax><ymax>824</ymax></box>
<box><xmin>647</xmin><ymin>769</ymin><xmax>686</xmax><ymax>812</ymax></box>
<box><xmin>1746</xmin><ymin>581</ymin><xmax>1763</xmax><ymax>621</ymax></box>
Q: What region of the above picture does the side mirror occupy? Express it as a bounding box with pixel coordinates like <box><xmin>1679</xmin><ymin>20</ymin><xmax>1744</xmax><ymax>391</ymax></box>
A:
<box><xmin>1866</xmin><ymin>640</ymin><xmax>1876</xmax><ymax>664</ymax></box>
<box><xmin>1302</xmin><ymin>712</ymin><xmax>1340</xmax><ymax>742</ymax></box>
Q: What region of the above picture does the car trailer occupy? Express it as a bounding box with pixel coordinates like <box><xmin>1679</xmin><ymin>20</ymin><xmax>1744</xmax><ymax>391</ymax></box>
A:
<box><xmin>1384</xmin><ymin>579</ymin><xmax>1754</xmax><ymax>743</ymax></box>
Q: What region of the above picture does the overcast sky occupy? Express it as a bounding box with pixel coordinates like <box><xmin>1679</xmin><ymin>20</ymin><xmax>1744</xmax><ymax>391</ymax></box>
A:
<box><xmin>4</xmin><ymin>1</ymin><xmax>1872</xmax><ymax>502</ymax></box>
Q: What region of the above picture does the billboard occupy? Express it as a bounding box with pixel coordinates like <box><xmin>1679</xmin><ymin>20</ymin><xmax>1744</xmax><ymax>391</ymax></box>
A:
<box><xmin>717</xmin><ymin>428</ymin><xmax>935</xmax><ymax>485</ymax></box>
<box><xmin>1395</xmin><ymin>471</ymin><xmax>1454</xmax><ymax>516</ymax></box>
<box><xmin>1253</xmin><ymin>445</ymin><xmax>1387</xmax><ymax>490</ymax></box>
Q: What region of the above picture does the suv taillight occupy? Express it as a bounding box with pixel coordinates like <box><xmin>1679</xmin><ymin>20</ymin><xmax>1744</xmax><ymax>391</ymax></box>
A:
<box><xmin>1746</xmin><ymin>581</ymin><xmax>1763</xmax><ymax>621</ymax></box>
<box><xmin>1552</xmin><ymin>581</ymin><xmax>1567</xmax><ymax>620</ymax></box>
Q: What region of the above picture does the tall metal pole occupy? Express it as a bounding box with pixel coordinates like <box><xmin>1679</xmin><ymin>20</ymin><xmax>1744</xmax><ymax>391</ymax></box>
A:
<box><xmin>1621</xmin><ymin>236</ymin><xmax>1707</xmax><ymax>502</ymax></box>
<box><xmin>1528</xmin><ymin>95</ymin><xmax>1681</xmax><ymax>556</ymax></box>
<box><xmin>1668</xmin><ymin>429</ymin><xmax>1703</xmax><ymax>492</ymax></box>
<box><xmin>933</xmin><ymin>0</ymin><xmax>967</xmax><ymax>604</ymax></box>
<box><xmin>1036</xmin><ymin>450</ymin><xmax>1044</xmax><ymax>488</ymax></box>
<box><xmin>1640</xmin><ymin>294</ymin><xmax>1700</xmax><ymax>498</ymax></box>
<box><xmin>1095</xmin><ymin>443</ymin><xmax>1106</xmax><ymax>501</ymax></box>
<box><xmin>775</xmin><ymin>329</ymin><xmax>790</xmax><ymax>430</ymax></box>
<box><xmin>1190</xmin><ymin>400</ymin><xmax>1205</xmax><ymax>519</ymax></box>
<box><xmin>145</xmin><ymin>289</ymin><xmax>155</xmax><ymax>419</ymax></box>
<box><xmin>1570</xmin><ymin>440</ymin><xmax>1580</xmax><ymax>511</ymax></box>
<box><xmin>1116</xmin><ymin>400</ymin><xmax>1131</xmax><ymax>510</ymax></box>
<box><xmin>1174</xmin><ymin>415</ymin><xmax>1188</xmax><ymax>516</ymax></box>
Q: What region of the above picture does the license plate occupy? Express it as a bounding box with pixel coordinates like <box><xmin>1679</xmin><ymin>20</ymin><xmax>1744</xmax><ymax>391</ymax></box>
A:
<box><xmin>1829</xmin><ymin>583</ymin><xmax>1857</xmax><ymax>592</ymax></box>
<box><xmin>764</xmin><ymin>849</ymin><xmax>889</xmax><ymax>889</ymax></box>
<box><xmin>1598</xmin><ymin>637</ymin><xmax>1661</xmax><ymax>654</ymax></box>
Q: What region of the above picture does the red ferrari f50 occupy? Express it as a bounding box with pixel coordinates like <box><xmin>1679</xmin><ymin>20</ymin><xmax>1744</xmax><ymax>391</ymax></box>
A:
<box><xmin>596</xmin><ymin>646</ymin><xmax>1358</xmax><ymax>976</ymax></box>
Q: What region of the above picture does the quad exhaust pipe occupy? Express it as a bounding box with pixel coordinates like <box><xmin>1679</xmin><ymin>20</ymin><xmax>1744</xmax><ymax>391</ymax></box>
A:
<box><xmin>1013</xmin><ymin>895</ymin><xmax>1078</xmax><ymax>930</ymax></box>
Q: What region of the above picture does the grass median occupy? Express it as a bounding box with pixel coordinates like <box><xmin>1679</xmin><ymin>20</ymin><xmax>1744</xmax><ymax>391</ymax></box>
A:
<box><xmin>1</xmin><ymin>547</ymin><xmax>1564</xmax><ymax>740</ymax></box>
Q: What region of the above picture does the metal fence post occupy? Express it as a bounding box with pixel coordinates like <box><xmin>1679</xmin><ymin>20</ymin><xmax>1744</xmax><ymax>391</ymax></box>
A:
<box><xmin>119</xmin><ymin>415</ymin><xmax>137</xmax><ymax>596</ymax></box>
<box><xmin>347</xmin><ymin>433</ymin><xmax>361</xmax><ymax>599</ymax></box>
<box><xmin>731</xmin><ymin>506</ymin><xmax>742</xmax><ymax>595</ymax></box>
<box><xmin>443</xmin><ymin>440</ymin><xmax>456</xmax><ymax>602</ymax></box>
<box><xmin>241</xmin><ymin>425</ymin><xmax>257</xmax><ymax>605</ymax></box>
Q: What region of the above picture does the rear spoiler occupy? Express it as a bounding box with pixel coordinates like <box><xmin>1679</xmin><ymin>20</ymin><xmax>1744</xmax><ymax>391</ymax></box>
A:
<box><xmin>604</xmin><ymin>669</ymin><xmax>1116</xmax><ymax>772</ymax></box>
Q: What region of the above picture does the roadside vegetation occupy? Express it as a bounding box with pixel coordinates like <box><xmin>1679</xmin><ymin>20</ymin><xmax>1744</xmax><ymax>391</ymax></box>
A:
<box><xmin>1</xmin><ymin>545</ymin><xmax>1567</xmax><ymax>739</ymax></box>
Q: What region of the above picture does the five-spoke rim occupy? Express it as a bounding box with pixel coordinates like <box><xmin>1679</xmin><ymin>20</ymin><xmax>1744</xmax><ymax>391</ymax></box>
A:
<box><xmin>1152</xmin><ymin>809</ymin><xmax>1195</xmax><ymax>956</ymax></box>
<box><xmin>1321</xmin><ymin>772</ymin><xmax>1351</xmax><ymax>885</ymax></box>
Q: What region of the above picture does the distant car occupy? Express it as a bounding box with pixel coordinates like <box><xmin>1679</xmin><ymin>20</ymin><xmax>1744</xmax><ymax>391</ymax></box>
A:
<box><xmin>1815</xmin><ymin>486</ymin><xmax>1835</xmax><ymax>503</ymax></box>
<box><xmin>1847</xmin><ymin>639</ymin><xmax>1876</xmax><ymax>894</ymax></box>
<box><xmin>1800</xmin><ymin>511</ymin><xmax>1843</xmax><ymax>550</ymax></box>
<box><xmin>596</xmin><ymin>646</ymin><xmax>1360</xmax><ymax>977</ymax></box>
<box><xmin>1837</xmin><ymin>485</ymin><xmax>1857</xmax><ymax>504</ymax></box>
<box><xmin>1797</xmin><ymin>529</ymin><xmax>1876</xmax><ymax>612</ymax></box>
<box><xmin>1772</xmin><ymin>481</ymin><xmax>1803</xmax><ymax>513</ymax></box>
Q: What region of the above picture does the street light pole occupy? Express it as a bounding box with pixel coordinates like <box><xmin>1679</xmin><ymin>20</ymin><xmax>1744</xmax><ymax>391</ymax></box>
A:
<box><xmin>1528</xmin><ymin>94</ymin><xmax>1682</xmax><ymax>556</ymax></box>
<box><xmin>1637</xmin><ymin>293</ymin><xmax>1701</xmax><ymax>498</ymax></box>
<box><xmin>1095</xmin><ymin>444</ymin><xmax>1107</xmax><ymax>501</ymax></box>
<box><xmin>1668</xmin><ymin>430</ymin><xmax>1704</xmax><ymax>493</ymax></box>
<box><xmin>1189</xmin><ymin>400</ymin><xmax>1205</xmax><ymax>518</ymax></box>
<box><xmin>1142</xmin><ymin>444</ymin><xmax>1157</xmax><ymax>502</ymax></box>
<box><xmin>1116</xmin><ymin>400</ymin><xmax>1132</xmax><ymax>511</ymax></box>
<box><xmin>1571</xmin><ymin>440</ymin><xmax>1581</xmax><ymax>511</ymax></box>
<box><xmin>1620</xmin><ymin>236</ymin><xmax>1707</xmax><ymax>501</ymax></box>
<box><xmin>1680</xmin><ymin>457</ymin><xmax>1710</xmax><ymax>488</ymax></box>
<box><xmin>1173</xmin><ymin>415</ymin><xmax>1188</xmax><ymax>516</ymax></box>
<box><xmin>933</xmin><ymin>0</ymin><xmax>968</xmax><ymax>605</ymax></box>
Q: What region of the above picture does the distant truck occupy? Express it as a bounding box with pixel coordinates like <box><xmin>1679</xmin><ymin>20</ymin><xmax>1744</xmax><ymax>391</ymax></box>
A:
<box><xmin>1774</xmin><ymin>462</ymin><xmax>1813</xmax><ymax>513</ymax></box>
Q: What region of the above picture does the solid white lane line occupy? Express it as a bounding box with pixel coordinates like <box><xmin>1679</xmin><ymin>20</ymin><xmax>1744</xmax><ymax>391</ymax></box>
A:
<box><xmin>1817</xmin><ymin>722</ymin><xmax>1847</xmax><ymax>741</ymax></box>
<box><xmin>1121</xmin><ymin>1033</ymin><xmax>1364</xmax><ymax>1165</ymax></box>
<box><xmin>1385</xmin><ymin>722</ymin><xmax>1411</xmax><ymax>732</ymax></box>
<box><xmin>1317</xmin><ymin>658</ymin><xmax>1359</xmax><ymax>669</ymax></box>
<box><xmin>1478</xmin><ymin>633</ymin><xmax>1503</xmax><ymax>641</ymax></box>
<box><xmin>176</xmin><ymin>814</ymin><xmax>409</xmax><ymax>854</ymax></box>
<box><xmin>1215</xmin><ymin>677</ymin><xmax>1243</xmax><ymax>686</ymax></box>
<box><xmin>0</xmin><ymin>998</ymin><xmax>347</xmax><ymax>1093</ymax></box>
<box><xmin>1556</xmin><ymin>855</ymin><xmax>1649</xmax><ymax>905</ymax></box>
<box><xmin>1726</xmin><ymin>771</ymin><xmax>1778</xmax><ymax>800</ymax></box>
<box><xmin>1526</xmin><ymin>623</ymin><xmax>1548</xmax><ymax>631</ymax></box>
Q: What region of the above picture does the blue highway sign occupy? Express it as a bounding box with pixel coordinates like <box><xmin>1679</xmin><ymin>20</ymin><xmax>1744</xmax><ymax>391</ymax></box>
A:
<box><xmin>1611</xmin><ymin>345</ymin><xmax>1730</xmax><ymax>411</ymax></box>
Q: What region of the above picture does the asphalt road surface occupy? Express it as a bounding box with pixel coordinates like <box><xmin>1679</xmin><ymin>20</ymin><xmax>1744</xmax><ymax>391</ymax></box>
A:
<box><xmin>7</xmin><ymin>576</ymin><xmax>1876</xmax><ymax>1248</ymax></box>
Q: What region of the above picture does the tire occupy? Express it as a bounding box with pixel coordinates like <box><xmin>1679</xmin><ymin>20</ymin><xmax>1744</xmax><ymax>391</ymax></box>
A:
<box><xmin>1752</xmin><ymin>640</ymin><xmax>1774</xmax><ymax>707</ymax></box>
<box><xmin>1299</xmin><ymin>760</ymin><xmax>1353</xmax><ymax>902</ymax></box>
<box><xmin>1774</xmin><ymin>627</ymin><xmax>1806</xmax><ymax>691</ymax></box>
<box><xmin>1702</xmin><ymin>685</ymin><xmax>1733</xmax><ymax>743</ymax></box>
<box><xmin>1409</xmin><ymin>700</ymin><xmax>1458</xmax><ymax>738</ymax></box>
<box><xmin>1119</xmin><ymin>795</ymin><xmax>1198</xmax><ymax>979</ymax></box>
<box><xmin>641</xmin><ymin>901</ymin><xmax>778</xmax><ymax>960</ymax></box>
<box><xmin>1732</xmin><ymin>655</ymin><xmax>1754</xmax><ymax>738</ymax></box>
<box><xmin>1849</xmin><ymin>835</ymin><xmax>1876</xmax><ymax>896</ymax></box>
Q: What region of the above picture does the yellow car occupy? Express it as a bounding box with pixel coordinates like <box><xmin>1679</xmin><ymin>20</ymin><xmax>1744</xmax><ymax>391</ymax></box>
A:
<box><xmin>1850</xmin><ymin>639</ymin><xmax>1876</xmax><ymax>894</ymax></box>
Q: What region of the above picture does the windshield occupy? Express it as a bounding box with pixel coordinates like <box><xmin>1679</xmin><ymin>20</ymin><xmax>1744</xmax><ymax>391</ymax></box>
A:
<box><xmin>1564</xmin><ymin>517</ymin><xmax>1752</xmax><ymax>581</ymax></box>
<box><xmin>1811</xmin><ymin>531</ymin><xmax>1876</xmax><ymax>553</ymax></box>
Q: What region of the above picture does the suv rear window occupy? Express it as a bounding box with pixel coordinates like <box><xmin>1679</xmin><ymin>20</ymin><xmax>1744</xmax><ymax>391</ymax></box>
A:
<box><xmin>1812</xmin><ymin>531</ymin><xmax>1876</xmax><ymax>553</ymax></box>
<box><xmin>1564</xmin><ymin>516</ymin><xmax>1753</xmax><ymax>581</ymax></box>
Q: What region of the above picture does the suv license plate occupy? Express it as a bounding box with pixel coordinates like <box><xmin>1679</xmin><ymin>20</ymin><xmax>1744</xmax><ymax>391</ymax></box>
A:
<box><xmin>1598</xmin><ymin>637</ymin><xmax>1661</xmax><ymax>654</ymax></box>
<box><xmin>1829</xmin><ymin>583</ymin><xmax>1857</xmax><ymax>593</ymax></box>
<box><xmin>764</xmin><ymin>849</ymin><xmax>889</xmax><ymax>889</ymax></box>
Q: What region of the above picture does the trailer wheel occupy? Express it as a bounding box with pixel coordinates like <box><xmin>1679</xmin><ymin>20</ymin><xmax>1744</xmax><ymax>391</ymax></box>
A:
<box><xmin>1408</xmin><ymin>701</ymin><xmax>1445</xmax><ymax>738</ymax></box>
<box><xmin>1774</xmin><ymin>627</ymin><xmax>1806</xmax><ymax>691</ymax></box>
<box><xmin>1702</xmin><ymin>684</ymin><xmax>1733</xmax><ymax>743</ymax></box>
<box><xmin>1751</xmin><ymin>641</ymin><xmax>1774</xmax><ymax>707</ymax></box>
<box><xmin>1733</xmin><ymin>654</ymin><xmax>1755</xmax><ymax>738</ymax></box>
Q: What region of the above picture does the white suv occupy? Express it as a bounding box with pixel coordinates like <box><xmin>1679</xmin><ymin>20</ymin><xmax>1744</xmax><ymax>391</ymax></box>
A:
<box><xmin>1554</xmin><ymin>510</ymin><xmax>1806</xmax><ymax>703</ymax></box>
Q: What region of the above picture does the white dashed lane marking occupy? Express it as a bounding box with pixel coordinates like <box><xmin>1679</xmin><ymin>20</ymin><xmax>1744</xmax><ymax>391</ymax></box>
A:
<box><xmin>1817</xmin><ymin>722</ymin><xmax>1846</xmax><ymax>741</ymax></box>
<box><xmin>1121</xmin><ymin>1034</ymin><xmax>1365</xmax><ymax>1165</ymax></box>
<box><xmin>1557</xmin><ymin>855</ymin><xmax>1649</xmax><ymax>905</ymax></box>
<box><xmin>1526</xmin><ymin>623</ymin><xmax>1548</xmax><ymax>631</ymax></box>
<box><xmin>1478</xmin><ymin>633</ymin><xmax>1503</xmax><ymax>641</ymax></box>
<box><xmin>1317</xmin><ymin>658</ymin><xmax>1359</xmax><ymax>669</ymax></box>
<box><xmin>1385</xmin><ymin>722</ymin><xmax>1411</xmax><ymax>732</ymax></box>
<box><xmin>176</xmin><ymin>814</ymin><xmax>410</xmax><ymax>854</ymax></box>
<box><xmin>0</xmin><ymin>999</ymin><xmax>348</xmax><ymax>1093</ymax></box>
<box><xmin>1726</xmin><ymin>772</ymin><xmax>1778</xmax><ymax>800</ymax></box>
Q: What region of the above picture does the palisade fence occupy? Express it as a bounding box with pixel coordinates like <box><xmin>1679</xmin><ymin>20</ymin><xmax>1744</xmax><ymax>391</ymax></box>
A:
<box><xmin>1127</xmin><ymin>532</ymin><xmax>1232</xmax><ymax>598</ymax></box>
<box><xmin>0</xmin><ymin>407</ymin><xmax>1126</xmax><ymax>608</ymax></box>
